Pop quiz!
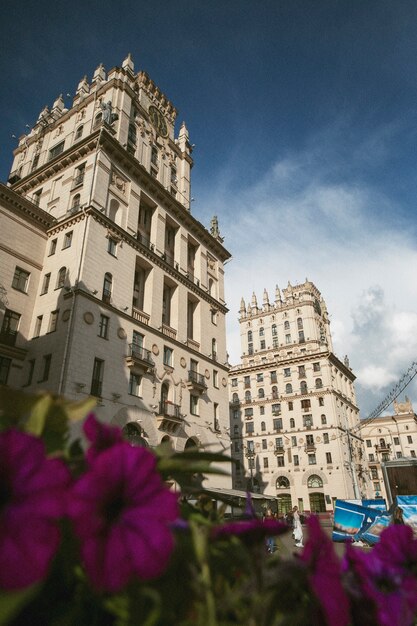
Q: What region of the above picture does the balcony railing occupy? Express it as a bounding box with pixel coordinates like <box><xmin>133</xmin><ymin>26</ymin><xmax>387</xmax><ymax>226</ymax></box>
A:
<box><xmin>274</xmin><ymin>446</ymin><xmax>285</xmax><ymax>455</ymax></box>
<box><xmin>375</xmin><ymin>443</ymin><xmax>391</xmax><ymax>453</ymax></box>
<box><xmin>131</xmin><ymin>308</ymin><xmax>150</xmax><ymax>325</ymax></box>
<box><xmin>130</xmin><ymin>344</ymin><xmax>153</xmax><ymax>364</ymax></box>
<box><xmin>305</xmin><ymin>444</ymin><xmax>316</xmax><ymax>453</ymax></box>
<box><xmin>161</xmin><ymin>324</ymin><xmax>177</xmax><ymax>340</ymax></box>
<box><xmin>188</xmin><ymin>370</ymin><xmax>207</xmax><ymax>388</ymax></box>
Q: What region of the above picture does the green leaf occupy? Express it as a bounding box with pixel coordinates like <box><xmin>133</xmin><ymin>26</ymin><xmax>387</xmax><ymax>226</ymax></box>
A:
<box><xmin>0</xmin><ymin>584</ymin><xmax>40</xmax><ymax>626</ymax></box>
<box><xmin>25</xmin><ymin>394</ymin><xmax>53</xmax><ymax>436</ymax></box>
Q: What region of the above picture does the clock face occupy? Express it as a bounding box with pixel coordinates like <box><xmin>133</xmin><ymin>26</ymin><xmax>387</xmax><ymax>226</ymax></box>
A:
<box><xmin>148</xmin><ymin>105</ymin><xmax>168</xmax><ymax>137</ymax></box>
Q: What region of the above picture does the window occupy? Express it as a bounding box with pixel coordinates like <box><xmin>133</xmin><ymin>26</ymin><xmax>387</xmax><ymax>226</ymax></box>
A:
<box><xmin>39</xmin><ymin>354</ymin><xmax>52</xmax><ymax>382</ymax></box>
<box><xmin>1</xmin><ymin>309</ymin><xmax>20</xmax><ymax>346</ymax></box>
<box><xmin>285</xmin><ymin>334</ymin><xmax>291</xmax><ymax>344</ymax></box>
<box><xmin>102</xmin><ymin>273</ymin><xmax>112</xmax><ymax>303</ymax></box>
<box><xmin>297</xmin><ymin>317</ymin><xmax>303</xmax><ymax>329</ymax></box>
<box><xmin>408</xmin><ymin>435</ymin><xmax>413</xmax><ymax>444</ymax></box>
<box><xmin>57</xmin><ymin>267</ymin><xmax>67</xmax><ymax>289</ymax></box>
<box><xmin>247</xmin><ymin>330</ymin><xmax>253</xmax><ymax>342</ymax></box>
<box><xmin>41</xmin><ymin>273</ymin><xmax>51</xmax><ymax>295</ymax></box>
<box><xmin>108</xmin><ymin>237</ymin><xmax>117</xmax><ymax>256</ymax></box>
<box><xmin>231</xmin><ymin>378</ymin><xmax>238</xmax><ymax>387</ymax></box>
<box><xmin>288</xmin><ymin>401</ymin><xmax>293</xmax><ymax>411</ymax></box>
<box><xmin>315</xmin><ymin>378</ymin><xmax>323</xmax><ymax>389</ymax></box>
<box><xmin>245</xmin><ymin>390</ymin><xmax>251</xmax><ymax>402</ymax></box>
<box><xmin>260</xmin><ymin>340</ymin><xmax>266</xmax><ymax>350</ymax></box>
<box><xmin>232</xmin><ymin>392</ymin><xmax>239</xmax><ymax>404</ymax></box>
<box><xmin>31</xmin><ymin>154</ymin><xmax>40</xmax><ymax>172</ymax></box>
<box><xmin>396</xmin><ymin>451</ymin><xmax>402</xmax><ymax>458</ymax></box>
<box><xmin>49</xmin><ymin>141</ymin><xmax>65</xmax><ymax>160</ymax></box>
<box><xmin>128</xmin><ymin>373</ymin><xmax>142</xmax><ymax>396</ymax></box>
<box><xmin>12</xmin><ymin>267</ymin><xmax>30</xmax><ymax>293</ymax></box>
<box><xmin>272</xmin><ymin>324</ymin><xmax>277</xmax><ymax>336</ymax></box>
<box><xmin>90</xmin><ymin>358</ymin><xmax>104</xmax><ymax>397</ymax></box>
<box><xmin>285</xmin><ymin>383</ymin><xmax>293</xmax><ymax>394</ymax></box>
<box><xmin>321</xmin><ymin>414</ymin><xmax>327</xmax><ymax>425</ymax></box>
<box><xmin>277</xmin><ymin>456</ymin><xmax>285</xmax><ymax>467</ymax></box>
<box><xmin>248</xmin><ymin>343</ymin><xmax>253</xmax><ymax>355</ymax></box>
<box><xmin>284</xmin><ymin>368</ymin><xmax>291</xmax><ymax>377</ymax></box>
<box><xmin>293</xmin><ymin>455</ymin><xmax>299</xmax><ymax>467</ymax></box>
<box><xmin>33</xmin><ymin>315</ymin><xmax>43</xmax><ymax>338</ymax></box>
<box><xmin>272</xmin><ymin>403</ymin><xmax>281</xmax><ymax>415</ymax></box>
<box><xmin>411</xmin><ymin>450</ymin><xmax>416</xmax><ymax>458</ymax></box>
<box><xmin>374</xmin><ymin>482</ymin><xmax>381</xmax><ymax>491</ymax></box>
<box><xmin>370</xmin><ymin>467</ymin><xmax>378</xmax><ymax>480</ymax></box>
<box><xmin>128</xmin><ymin>123</ymin><xmax>137</xmax><ymax>146</ymax></box>
<box><xmin>258</xmin><ymin>387</ymin><xmax>264</xmax><ymax>398</ymax></box>
<box><xmin>244</xmin><ymin>376</ymin><xmax>251</xmax><ymax>388</ymax></box>
<box><xmin>273</xmin><ymin>417</ymin><xmax>283</xmax><ymax>430</ymax></box>
<box><xmin>323</xmin><ymin>433</ymin><xmax>329</xmax><ymax>444</ymax></box>
<box><xmin>271</xmin><ymin>385</ymin><xmax>278</xmax><ymax>398</ymax></box>
<box><xmin>213</xmin><ymin>370</ymin><xmax>219</xmax><ymax>388</ymax></box>
<box><xmin>300</xmin><ymin>380</ymin><xmax>308</xmax><ymax>394</ymax></box>
<box><xmin>256</xmin><ymin>373</ymin><xmax>264</xmax><ymax>383</ymax></box>
<box><xmin>326</xmin><ymin>452</ymin><xmax>332</xmax><ymax>464</ymax></box>
<box><xmin>306</xmin><ymin>434</ymin><xmax>314</xmax><ymax>446</ymax></box>
<box><xmin>394</xmin><ymin>437</ymin><xmax>400</xmax><ymax>445</ymax></box>
<box><xmin>151</xmin><ymin>145</ymin><xmax>159</xmax><ymax>166</ymax></box>
<box><xmin>298</xmin><ymin>365</ymin><xmax>306</xmax><ymax>377</ymax></box>
<box><xmin>245</xmin><ymin>422</ymin><xmax>254</xmax><ymax>434</ymax></box>
<box><xmin>366</xmin><ymin>439</ymin><xmax>372</xmax><ymax>447</ymax></box>
<box><xmin>74</xmin><ymin>125</ymin><xmax>83</xmax><ymax>141</ymax></box>
<box><xmin>290</xmin><ymin>436</ymin><xmax>296</xmax><ymax>447</ymax></box>
<box><xmin>303</xmin><ymin>414</ymin><xmax>313</xmax><ymax>428</ymax></box>
<box><xmin>232</xmin><ymin>409</ymin><xmax>240</xmax><ymax>420</ymax></box>
<box><xmin>313</xmin><ymin>362</ymin><xmax>320</xmax><ymax>372</ymax></box>
<box><xmin>290</xmin><ymin>418</ymin><xmax>295</xmax><ymax>428</ymax></box>
<box><xmin>259</xmin><ymin>327</ymin><xmax>264</xmax><ymax>336</ymax></box>
<box><xmin>369</xmin><ymin>453</ymin><xmax>375</xmax><ymax>462</ymax></box>
<box><xmin>298</xmin><ymin>331</ymin><xmax>305</xmax><ymax>343</ymax></box>
<box><xmin>263</xmin><ymin>457</ymin><xmax>269</xmax><ymax>469</ymax></box>
<box><xmin>301</xmin><ymin>399</ymin><xmax>311</xmax><ymax>411</ymax></box>
<box><xmin>98</xmin><ymin>314</ymin><xmax>109</xmax><ymax>339</ymax></box>
<box><xmin>0</xmin><ymin>357</ymin><xmax>11</xmax><ymax>385</ymax></box>
<box><xmin>261</xmin><ymin>421</ymin><xmax>266</xmax><ymax>431</ymax></box>
<box><xmin>319</xmin><ymin>397</ymin><xmax>324</xmax><ymax>407</ymax></box>
<box><xmin>270</xmin><ymin>370</ymin><xmax>277</xmax><ymax>383</ymax></box>
<box><xmin>163</xmin><ymin>346</ymin><xmax>173</xmax><ymax>367</ymax></box>
<box><xmin>48</xmin><ymin>310</ymin><xmax>59</xmax><ymax>333</ymax></box>
<box><xmin>70</xmin><ymin>194</ymin><xmax>81</xmax><ymax>213</ymax></box>
<box><xmin>277</xmin><ymin>476</ymin><xmax>290</xmax><ymax>489</ymax></box>
<box><xmin>49</xmin><ymin>239</ymin><xmax>57</xmax><ymax>255</ymax></box>
<box><xmin>162</xmin><ymin>284</ymin><xmax>172</xmax><ymax>326</ymax></box>
<box><xmin>32</xmin><ymin>189</ymin><xmax>42</xmax><ymax>206</ymax></box>
<box><xmin>308</xmin><ymin>454</ymin><xmax>317</xmax><ymax>465</ymax></box>
<box><xmin>63</xmin><ymin>231</ymin><xmax>73</xmax><ymax>249</ymax></box>
<box><xmin>307</xmin><ymin>475</ymin><xmax>323</xmax><ymax>488</ymax></box>
<box><xmin>262</xmin><ymin>439</ymin><xmax>267</xmax><ymax>449</ymax></box>
<box><xmin>284</xmin><ymin>321</ymin><xmax>290</xmax><ymax>330</ymax></box>
<box><xmin>260</xmin><ymin>405</ymin><xmax>265</xmax><ymax>415</ymax></box>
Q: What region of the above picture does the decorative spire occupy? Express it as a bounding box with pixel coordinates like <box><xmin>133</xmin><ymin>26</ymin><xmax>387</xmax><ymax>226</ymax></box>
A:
<box><xmin>52</xmin><ymin>94</ymin><xmax>64</xmax><ymax>112</ymax></box>
<box><xmin>239</xmin><ymin>297</ymin><xmax>246</xmax><ymax>314</ymax></box>
<box><xmin>76</xmin><ymin>76</ymin><xmax>89</xmax><ymax>96</ymax></box>
<box><xmin>275</xmin><ymin>284</ymin><xmax>282</xmax><ymax>304</ymax></box>
<box><xmin>92</xmin><ymin>63</ymin><xmax>106</xmax><ymax>84</ymax></box>
<box><xmin>122</xmin><ymin>52</ymin><xmax>134</xmax><ymax>74</ymax></box>
<box><xmin>251</xmin><ymin>292</ymin><xmax>258</xmax><ymax>312</ymax></box>
<box><xmin>263</xmin><ymin>288</ymin><xmax>270</xmax><ymax>306</ymax></box>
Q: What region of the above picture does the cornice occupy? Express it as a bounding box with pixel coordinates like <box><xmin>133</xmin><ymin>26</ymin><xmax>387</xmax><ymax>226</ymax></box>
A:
<box><xmin>0</xmin><ymin>182</ymin><xmax>56</xmax><ymax>230</ymax></box>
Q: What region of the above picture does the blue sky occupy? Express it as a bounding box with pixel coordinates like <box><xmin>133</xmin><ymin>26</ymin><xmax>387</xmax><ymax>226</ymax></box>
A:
<box><xmin>2</xmin><ymin>0</ymin><xmax>417</xmax><ymax>417</ymax></box>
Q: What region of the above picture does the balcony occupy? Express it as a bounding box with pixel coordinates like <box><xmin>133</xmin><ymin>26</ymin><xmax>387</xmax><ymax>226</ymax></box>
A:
<box><xmin>131</xmin><ymin>307</ymin><xmax>150</xmax><ymax>325</ymax></box>
<box><xmin>305</xmin><ymin>444</ymin><xmax>316</xmax><ymax>453</ymax></box>
<box><xmin>274</xmin><ymin>446</ymin><xmax>285</xmax><ymax>455</ymax></box>
<box><xmin>125</xmin><ymin>343</ymin><xmax>154</xmax><ymax>374</ymax></box>
<box><xmin>156</xmin><ymin>401</ymin><xmax>182</xmax><ymax>433</ymax></box>
<box><xmin>375</xmin><ymin>443</ymin><xmax>391</xmax><ymax>453</ymax></box>
<box><xmin>187</xmin><ymin>370</ymin><xmax>207</xmax><ymax>393</ymax></box>
<box><xmin>161</xmin><ymin>324</ymin><xmax>177</xmax><ymax>340</ymax></box>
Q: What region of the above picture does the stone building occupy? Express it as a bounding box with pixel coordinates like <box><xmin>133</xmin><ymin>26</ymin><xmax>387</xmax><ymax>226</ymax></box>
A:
<box><xmin>359</xmin><ymin>397</ymin><xmax>417</xmax><ymax>503</ymax></box>
<box><xmin>229</xmin><ymin>280</ymin><xmax>367</xmax><ymax>514</ymax></box>
<box><xmin>0</xmin><ymin>54</ymin><xmax>232</xmax><ymax>487</ymax></box>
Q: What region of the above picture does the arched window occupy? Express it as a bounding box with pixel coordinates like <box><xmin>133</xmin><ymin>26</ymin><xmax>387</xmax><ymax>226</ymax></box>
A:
<box><xmin>258</xmin><ymin>388</ymin><xmax>265</xmax><ymax>399</ymax></box>
<box><xmin>74</xmin><ymin>125</ymin><xmax>83</xmax><ymax>140</ymax></box>
<box><xmin>245</xmin><ymin>390</ymin><xmax>251</xmax><ymax>402</ymax></box>
<box><xmin>286</xmin><ymin>383</ymin><xmax>293</xmax><ymax>394</ymax></box>
<box><xmin>284</xmin><ymin>320</ymin><xmax>290</xmax><ymax>330</ymax></box>
<box><xmin>102</xmin><ymin>272</ymin><xmax>112</xmax><ymax>303</ymax></box>
<box><xmin>379</xmin><ymin>438</ymin><xmax>386</xmax><ymax>448</ymax></box>
<box><xmin>307</xmin><ymin>474</ymin><xmax>323</xmax><ymax>488</ymax></box>
<box><xmin>57</xmin><ymin>266</ymin><xmax>67</xmax><ymax>289</ymax></box>
<box><xmin>297</xmin><ymin>317</ymin><xmax>303</xmax><ymax>329</ymax></box>
<box><xmin>261</xmin><ymin>421</ymin><xmax>266</xmax><ymax>431</ymax></box>
<box><xmin>259</xmin><ymin>327</ymin><xmax>264</xmax><ymax>336</ymax></box>
<box><xmin>315</xmin><ymin>378</ymin><xmax>323</xmax><ymax>389</ymax></box>
<box><xmin>290</xmin><ymin>418</ymin><xmax>295</xmax><ymax>428</ymax></box>
<box><xmin>248</xmin><ymin>330</ymin><xmax>253</xmax><ymax>342</ymax></box>
<box><xmin>276</xmin><ymin>476</ymin><xmax>290</xmax><ymax>489</ymax></box>
<box><xmin>272</xmin><ymin>386</ymin><xmax>278</xmax><ymax>399</ymax></box>
<box><xmin>71</xmin><ymin>194</ymin><xmax>80</xmax><ymax>210</ymax></box>
<box><xmin>321</xmin><ymin>414</ymin><xmax>327</xmax><ymax>425</ymax></box>
<box><xmin>272</xmin><ymin>324</ymin><xmax>277</xmax><ymax>336</ymax></box>
<box><xmin>232</xmin><ymin>393</ymin><xmax>239</xmax><ymax>403</ymax></box>
<box><xmin>300</xmin><ymin>380</ymin><xmax>308</xmax><ymax>394</ymax></box>
<box><xmin>123</xmin><ymin>423</ymin><xmax>148</xmax><ymax>447</ymax></box>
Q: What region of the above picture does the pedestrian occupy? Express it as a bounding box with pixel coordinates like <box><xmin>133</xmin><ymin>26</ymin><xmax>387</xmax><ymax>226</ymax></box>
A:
<box><xmin>392</xmin><ymin>506</ymin><xmax>405</xmax><ymax>525</ymax></box>
<box><xmin>264</xmin><ymin>507</ymin><xmax>275</xmax><ymax>553</ymax></box>
<box><xmin>292</xmin><ymin>505</ymin><xmax>303</xmax><ymax>547</ymax></box>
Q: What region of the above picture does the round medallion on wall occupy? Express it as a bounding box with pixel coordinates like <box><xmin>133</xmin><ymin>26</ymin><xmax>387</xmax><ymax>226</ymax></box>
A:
<box><xmin>83</xmin><ymin>312</ymin><xmax>94</xmax><ymax>325</ymax></box>
<box><xmin>62</xmin><ymin>309</ymin><xmax>71</xmax><ymax>322</ymax></box>
<box><xmin>205</xmin><ymin>369</ymin><xmax>210</xmax><ymax>379</ymax></box>
<box><xmin>316</xmin><ymin>436</ymin><xmax>322</xmax><ymax>443</ymax></box>
<box><xmin>152</xmin><ymin>344</ymin><xmax>159</xmax><ymax>356</ymax></box>
<box><xmin>180</xmin><ymin>357</ymin><xmax>187</xmax><ymax>368</ymax></box>
<box><xmin>299</xmin><ymin>438</ymin><xmax>304</xmax><ymax>444</ymax></box>
<box><xmin>117</xmin><ymin>327</ymin><xmax>127</xmax><ymax>340</ymax></box>
<box><xmin>221</xmin><ymin>377</ymin><xmax>227</xmax><ymax>387</ymax></box>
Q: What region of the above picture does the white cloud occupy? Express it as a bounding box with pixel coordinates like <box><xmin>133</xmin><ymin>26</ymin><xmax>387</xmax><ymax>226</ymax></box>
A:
<box><xmin>199</xmin><ymin>129</ymin><xmax>417</xmax><ymax>417</ymax></box>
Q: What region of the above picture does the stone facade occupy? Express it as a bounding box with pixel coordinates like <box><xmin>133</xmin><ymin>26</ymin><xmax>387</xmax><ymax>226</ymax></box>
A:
<box><xmin>360</xmin><ymin>398</ymin><xmax>417</xmax><ymax>503</ymax></box>
<box><xmin>229</xmin><ymin>280</ymin><xmax>367</xmax><ymax>514</ymax></box>
<box><xmin>0</xmin><ymin>54</ymin><xmax>232</xmax><ymax>488</ymax></box>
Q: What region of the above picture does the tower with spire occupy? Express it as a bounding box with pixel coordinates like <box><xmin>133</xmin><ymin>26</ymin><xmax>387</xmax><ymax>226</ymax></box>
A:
<box><xmin>1</xmin><ymin>54</ymin><xmax>232</xmax><ymax>489</ymax></box>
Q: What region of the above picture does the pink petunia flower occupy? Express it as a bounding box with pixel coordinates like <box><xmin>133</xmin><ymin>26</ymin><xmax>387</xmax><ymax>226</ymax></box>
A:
<box><xmin>68</xmin><ymin>442</ymin><xmax>179</xmax><ymax>592</ymax></box>
<box><xmin>0</xmin><ymin>429</ymin><xmax>71</xmax><ymax>590</ymax></box>
<box><xmin>299</xmin><ymin>515</ymin><xmax>350</xmax><ymax>626</ymax></box>
<box><xmin>83</xmin><ymin>413</ymin><xmax>124</xmax><ymax>462</ymax></box>
<box><xmin>343</xmin><ymin>526</ymin><xmax>417</xmax><ymax>626</ymax></box>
